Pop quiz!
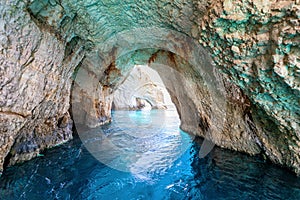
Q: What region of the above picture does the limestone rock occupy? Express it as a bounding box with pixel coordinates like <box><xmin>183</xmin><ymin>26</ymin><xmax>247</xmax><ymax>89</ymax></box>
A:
<box><xmin>0</xmin><ymin>0</ymin><xmax>84</xmax><ymax>173</ymax></box>
<box><xmin>0</xmin><ymin>0</ymin><xmax>299</xmax><ymax>176</ymax></box>
<box><xmin>113</xmin><ymin>65</ymin><xmax>172</xmax><ymax>110</ymax></box>
<box><xmin>199</xmin><ymin>0</ymin><xmax>300</xmax><ymax>174</ymax></box>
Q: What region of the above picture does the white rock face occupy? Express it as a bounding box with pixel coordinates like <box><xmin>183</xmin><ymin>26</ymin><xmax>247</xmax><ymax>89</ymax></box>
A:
<box><xmin>113</xmin><ymin>65</ymin><xmax>173</xmax><ymax>110</ymax></box>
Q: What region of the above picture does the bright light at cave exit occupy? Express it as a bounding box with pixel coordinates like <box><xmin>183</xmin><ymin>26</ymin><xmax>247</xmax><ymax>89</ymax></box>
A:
<box><xmin>88</xmin><ymin>65</ymin><xmax>193</xmax><ymax>176</ymax></box>
<box><xmin>112</xmin><ymin>65</ymin><xmax>176</xmax><ymax>111</ymax></box>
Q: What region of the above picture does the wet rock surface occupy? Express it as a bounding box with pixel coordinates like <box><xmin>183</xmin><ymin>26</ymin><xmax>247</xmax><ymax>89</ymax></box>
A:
<box><xmin>199</xmin><ymin>0</ymin><xmax>300</xmax><ymax>174</ymax></box>
<box><xmin>0</xmin><ymin>0</ymin><xmax>84</xmax><ymax>173</ymax></box>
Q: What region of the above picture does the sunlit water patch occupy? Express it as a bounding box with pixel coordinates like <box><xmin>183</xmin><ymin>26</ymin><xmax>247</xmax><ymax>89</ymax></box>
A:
<box><xmin>0</xmin><ymin>110</ymin><xmax>300</xmax><ymax>200</ymax></box>
<box><xmin>78</xmin><ymin>109</ymin><xmax>193</xmax><ymax>176</ymax></box>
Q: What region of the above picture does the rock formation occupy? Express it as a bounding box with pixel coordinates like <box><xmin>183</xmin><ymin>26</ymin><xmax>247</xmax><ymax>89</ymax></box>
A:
<box><xmin>113</xmin><ymin>65</ymin><xmax>172</xmax><ymax>110</ymax></box>
<box><xmin>0</xmin><ymin>0</ymin><xmax>299</xmax><ymax>175</ymax></box>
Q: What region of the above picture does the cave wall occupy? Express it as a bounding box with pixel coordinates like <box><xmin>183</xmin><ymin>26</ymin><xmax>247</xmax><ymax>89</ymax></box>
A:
<box><xmin>0</xmin><ymin>0</ymin><xmax>85</xmax><ymax>171</ymax></box>
<box><xmin>0</xmin><ymin>0</ymin><xmax>299</xmax><ymax>175</ymax></box>
<box><xmin>199</xmin><ymin>0</ymin><xmax>300</xmax><ymax>174</ymax></box>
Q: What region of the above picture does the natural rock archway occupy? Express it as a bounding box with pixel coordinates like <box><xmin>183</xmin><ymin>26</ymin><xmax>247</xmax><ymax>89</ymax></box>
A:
<box><xmin>112</xmin><ymin>65</ymin><xmax>171</xmax><ymax>110</ymax></box>
<box><xmin>0</xmin><ymin>0</ymin><xmax>299</xmax><ymax>175</ymax></box>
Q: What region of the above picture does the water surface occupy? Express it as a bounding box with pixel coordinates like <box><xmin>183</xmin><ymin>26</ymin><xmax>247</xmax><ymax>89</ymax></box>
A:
<box><xmin>0</xmin><ymin>110</ymin><xmax>300</xmax><ymax>200</ymax></box>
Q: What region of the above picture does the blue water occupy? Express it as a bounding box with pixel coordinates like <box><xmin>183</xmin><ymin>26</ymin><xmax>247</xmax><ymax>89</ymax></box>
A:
<box><xmin>0</xmin><ymin>110</ymin><xmax>300</xmax><ymax>200</ymax></box>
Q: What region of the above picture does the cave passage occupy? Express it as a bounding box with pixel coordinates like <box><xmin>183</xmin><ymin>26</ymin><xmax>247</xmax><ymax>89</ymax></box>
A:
<box><xmin>1</xmin><ymin>0</ymin><xmax>300</xmax><ymax>199</ymax></box>
<box><xmin>2</xmin><ymin>63</ymin><xmax>300</xmax><ymax>199</ymax></box>
<box><xmin>112</xmin><ymin>65</ymin><xmax>175</xmax><ymax>111</ymax></box>
<box><xmin>1</xmin><ymin>118</ymin><xmax>300</xmax><ymax>199</ymax></box>
<box><xmin>78</xmin><ymin>64</ymin><xmax>194</xmax><ymax>173</ymax></box>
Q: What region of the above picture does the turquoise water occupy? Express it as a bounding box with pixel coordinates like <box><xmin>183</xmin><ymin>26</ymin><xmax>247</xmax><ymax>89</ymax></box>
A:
<box><xmin>0</xmin><ymin>110</ymin><xmax>300</xmax><ymax>200</ymax></box>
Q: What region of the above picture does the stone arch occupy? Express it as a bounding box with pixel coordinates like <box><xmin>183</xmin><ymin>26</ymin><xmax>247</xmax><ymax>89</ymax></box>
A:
<box><xmin>112</xmin><ymin>65</ymin><xmax>171</xmax><ymax>110</ymax></box>
<box><xmin>71</xmin><ymin>28</ymin><xmax>260</xmax><ymax>154</ymax></box>
<box><xmin>132</xmin><ymin>97</ymin><xmax>153</xmax><ymax>110</ymax></box>
<box><xmin>1</xmin><ymin>0</ymin><xmax>299</xmax><ymax>175</ymax></box>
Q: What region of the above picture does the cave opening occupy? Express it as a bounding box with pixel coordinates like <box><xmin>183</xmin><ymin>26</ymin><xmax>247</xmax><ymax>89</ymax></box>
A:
<box><xmin>72</xmin><ymin>40</ymin><xmax>226</xmax><ymax>171</ymax></box>
<box><xmin>111</xmin><ymin>65</ymin><xmax>175</xmax><ymax>111</ymax></box>
<box><xmin>132</xmin><ymin>98</ymin><xmax>153</xmax><ymax>111</ymax></box>
<box><xmin>72</xmin><ymin>61</ymin><xmax>197</xmax><ymax>173</ymax></box>
<box><xmin>1</xmin><ymin>1</ymin><xmax>300</xmax><ymax>198</ymax></box>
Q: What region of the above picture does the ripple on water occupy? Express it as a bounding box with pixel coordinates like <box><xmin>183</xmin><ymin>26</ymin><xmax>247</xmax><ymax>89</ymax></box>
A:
<box><xmin>0</xmin><ymin>110</ymin><xmax>300</xmax><ymax>200</ymax></box>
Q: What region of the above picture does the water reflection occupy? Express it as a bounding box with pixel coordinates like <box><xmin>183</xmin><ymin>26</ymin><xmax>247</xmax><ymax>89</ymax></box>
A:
<box><xmin>0</xmin><ymin>110</ymin><xmax>299</xmax><ymax>200</ymax></box>
<box><xmin>78</xmin><ymin>110</ymin><xmax>193</xmax><ymax>178</ymax></box>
